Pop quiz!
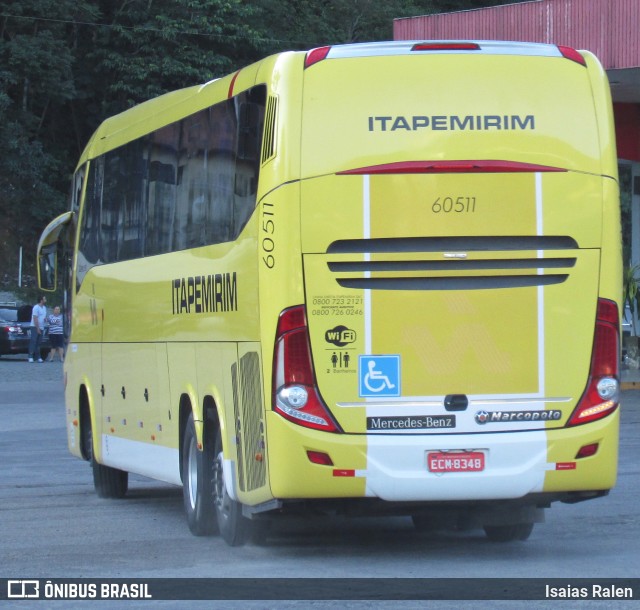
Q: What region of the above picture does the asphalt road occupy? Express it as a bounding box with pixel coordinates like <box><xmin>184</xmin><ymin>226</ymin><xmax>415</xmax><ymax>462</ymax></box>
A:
<box><xmin>1</xmin><ymin>353</ymin><xmax>639</xmax><ymax>609</ymax></box>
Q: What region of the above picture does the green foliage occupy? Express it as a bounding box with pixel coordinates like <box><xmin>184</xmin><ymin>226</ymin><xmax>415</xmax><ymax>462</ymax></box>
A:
<box><xmin>0</xmin><ymin>0</ymin><xmax>528</xmax><ymax>288</ymax></box>
<box><xmin>86</xmin><ymin>0</ymin><xmax>261</xmax><ymax>114</ymax></box>
<box><xmin>624</xmin><ymin>264</ymin><xmax>640</xmax><ymax>335</ymax></box>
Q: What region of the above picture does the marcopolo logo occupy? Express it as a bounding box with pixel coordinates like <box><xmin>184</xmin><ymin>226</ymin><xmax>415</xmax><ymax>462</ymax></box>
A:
<box><xmin>475</xmin><ymin>410</ymin><xmax>562</xmax><ymax>424</ymax></box>
<box><xmin>325</xmin><ymin>326</ymin><xmax>357</xmax><ymax>347</ymax></box>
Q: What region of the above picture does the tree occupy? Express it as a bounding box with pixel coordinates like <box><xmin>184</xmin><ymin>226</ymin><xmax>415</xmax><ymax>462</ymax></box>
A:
<box><xmin>83</xmin><ymin>0</ymin><xmax>261</xmax><ymax>117</ymax></box>
<box><xmin>247</xmin><ymin>0</ymin><xmax>525</xmax><ymax>53</ymax></box>
<box><xmin>0</xmin><ymin>1</ymin><xmax>99</xmax><ymax>281</ymax></box>
<box><xmin>0</xmin><ymin>0</ymin><xmax>261</xmax><ymax>283</ymax></box>
<box><xmin>0</xmin><ymin>0</ymin><xmax>529</xmax><ymax>287</ymax></box>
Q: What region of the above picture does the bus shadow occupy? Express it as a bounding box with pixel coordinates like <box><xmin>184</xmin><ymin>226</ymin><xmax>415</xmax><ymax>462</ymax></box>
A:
<box><xmin>250</xmin><ymin>515</ymin><xmax>493</xmax><ymax>551</ymax></box>
<box><xmin>115</xmin><ymin>485</ymin><xmax>532</xmax><ymax>552</ymax></box>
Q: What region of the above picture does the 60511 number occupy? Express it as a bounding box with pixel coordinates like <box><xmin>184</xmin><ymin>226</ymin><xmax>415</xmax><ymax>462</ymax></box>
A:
<box><xmin>432</xmin><ymin>196</ymin><xmax>476</xmax><ymax>213</ymax></box>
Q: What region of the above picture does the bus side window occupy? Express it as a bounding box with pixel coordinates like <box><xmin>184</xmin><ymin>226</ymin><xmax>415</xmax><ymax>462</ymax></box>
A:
<box><xmin>146</xmin><ymin>124</ymin><xmax>179</xmax><ymax>256</ymax></box>
<box><xmin>234</xmin><ymin>94</ymin><xmax>265</xmax><ymax>237</ymax></box>
<box><xmin>75</xmin><ymin>84</ymin><xmax>267</xmax><ymax>280</ymax></box>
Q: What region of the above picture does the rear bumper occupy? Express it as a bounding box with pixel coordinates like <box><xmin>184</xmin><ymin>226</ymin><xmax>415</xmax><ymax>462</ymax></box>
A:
<box><xmin>0</xmin><ymin>337</ymin><xmax>30</xmax><ymax>355</ymax></box>
<box><xmin>0</xmin><ymin>333</ymin><xmax>51</xmax><ymax>355</ymax></box>
<box><xmin>264</xmin><ymin>408</ymin><xmax>618</xmax><ymax>503</ymax></box>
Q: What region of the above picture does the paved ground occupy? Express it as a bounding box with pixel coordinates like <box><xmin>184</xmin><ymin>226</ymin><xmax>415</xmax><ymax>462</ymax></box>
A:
<box><xmin>0</xmin><ymin>353</ymin><xmax>65</xmax><ymax>382</ymax></box>
<box><xmin>1</xmin><ymin>352</ymin><xmax>638</xmax><ymax>609</ymax></box>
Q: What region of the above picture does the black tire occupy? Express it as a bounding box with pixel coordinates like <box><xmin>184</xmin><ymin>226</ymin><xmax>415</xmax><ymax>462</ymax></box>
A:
<box><xmin>411</xmin><ymin>515</ymin><xmax>438</xmax><ymax>532</ymax></box>
<box><xmin>213</xmin><ymin>428</ymin><xmax>251</xmax><ymax>546</ymax></box>
<box><xmin>93</xmin><ymin>461</ymin><xmax>128</xmax><ymax>498</ymax></box>
<box><xmin>82</xmin><ymin>397</ymin><xmax>128</xmax><ymax>499</ymax></box>
<box><xmin>483</xmin><ymin>522</ymin><xmax>534</xmax><ymax>542</ymax></box>
<box><xmin>182</xmin><ymin>413</ymin><xmax>217</xmax><ymax>536</ymax></box>
<box><xmin>80</xmin><ymin>404</ymin><xmax>93</xmax><ymax>463</ymax></box>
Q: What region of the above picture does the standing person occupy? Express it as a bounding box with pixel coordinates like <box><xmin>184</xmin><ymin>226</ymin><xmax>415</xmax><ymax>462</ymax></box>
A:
<box><xmin>46</xmin><ymin>306</ymin><xmax>65</xmax><ymax>362</ymax></box>
<box><xmin>28</xmin><ymin>295</ymin><xmax>47</xmax><ymax>363</ymax></box>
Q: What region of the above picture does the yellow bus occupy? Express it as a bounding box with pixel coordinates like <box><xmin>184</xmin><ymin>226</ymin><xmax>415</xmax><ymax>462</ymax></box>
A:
<box><xmin>38</xmin><ymin>40</ymin><xmax>622</xmax><ymax>545</ymax></box>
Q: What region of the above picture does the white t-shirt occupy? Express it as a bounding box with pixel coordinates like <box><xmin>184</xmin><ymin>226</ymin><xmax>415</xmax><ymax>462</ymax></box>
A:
<box><xmin>32</xmin><ymin>304</ymin><xmax>47</xmax><ymax>328</ymax></box>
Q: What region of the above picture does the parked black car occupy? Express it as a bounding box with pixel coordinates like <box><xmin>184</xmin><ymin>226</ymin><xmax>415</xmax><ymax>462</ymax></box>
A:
<box><xmin>0</xmin><ymin>303</ymin><xmax>51</xmax><ymax>358</ymax></box>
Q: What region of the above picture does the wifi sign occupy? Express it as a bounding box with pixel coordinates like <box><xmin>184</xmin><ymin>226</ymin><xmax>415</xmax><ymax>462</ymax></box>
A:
<box><xmin>324</xmin><ymin>326</ymin><xmax>357</xmax><ymax>347</ymax></box>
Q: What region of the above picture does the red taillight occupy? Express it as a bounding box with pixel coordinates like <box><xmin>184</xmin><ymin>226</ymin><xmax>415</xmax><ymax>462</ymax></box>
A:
<box><xmin>568</xmin><ymin>299</ymin><xmax>620</xmax><ymax>426</ymax></box>
<box><xmin>575</xmin><ymin>443</ymin><xmax>599</xmax><ymax>459</ymax></box>
<box><xmin>337</xmin><ymin>160</ymin><xmax>566</xmax><ymax>175</ymax></box>
<box><xmin>412</xmin><ymin>42</ymin><xmax>480</xmax><ymax>52</ymax></box>
<box><xmin>305</xmin><ymin>46</ymin><xmax>331</xmax><ymax>69</ymax></box>
<box><xmin>558</xmin><ymin>45</ymin><xmax>586</xmax><ymax>66</ymax></box>
<box><xmin>307</xmin><ymin>450</ymin><xmax>334</xmax><ymax>466</ymax></box>
<box><xmin>273</xmin><ymin>306</ymin><xmax>340</xmax><ymax>432</ymax></box>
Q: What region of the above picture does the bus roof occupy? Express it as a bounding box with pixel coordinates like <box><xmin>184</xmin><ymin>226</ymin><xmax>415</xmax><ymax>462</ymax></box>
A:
<box><xmin>325</xmin><ymin>40</ymin><xmax>573</xmax><ymax>58</ymax></box>
<box><xmin>78</xmin><ymin>79</ymin><xmax>226</xmax><ymax>165</ymax></box>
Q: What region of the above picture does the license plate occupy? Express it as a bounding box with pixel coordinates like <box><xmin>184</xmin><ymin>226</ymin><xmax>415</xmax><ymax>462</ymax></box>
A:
<box><xmin>427</xmin><ymin>451</ymin><xmax>485</xmax><ymax>473</ymax></box>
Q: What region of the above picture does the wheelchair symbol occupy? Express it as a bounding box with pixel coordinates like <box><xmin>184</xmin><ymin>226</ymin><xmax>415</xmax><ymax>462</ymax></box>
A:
<box><xmin>359</xmin><ymin>355</ymin><xmax>400</xmax><ymax>397</ymax></box>
<box><xmin>364</xmin><ymin>360</ymin><xmax>396</xmax><ymax>392</ymax></box>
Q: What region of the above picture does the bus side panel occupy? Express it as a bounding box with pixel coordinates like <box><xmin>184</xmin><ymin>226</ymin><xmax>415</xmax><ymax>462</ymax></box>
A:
<box><xmin>583</xmin><ymin>52</ymin><xmax>618</xmax><ymax>180</ymax></box>
<box><xmin>599</xmin><ymin>176</ymin><xmax>623</xmax><ymax>304</ymax></box>
<box><xmin>99</xmin><ymin>341</ymin><xmax>179</xmax><ymax>483</ymax></box>
<box><xmin>167</xmin><ymin>340</ymin><xmax>201</xmax><ymax>438</ymax></box>
<box><xmin>65</xmin><ymin>343</ymin><xmax>101</xmax><ymax>460</ymax></box>
<box><xmin>257</xmin><ymin>182</ymin><xmax>306</xmax><ymax>498</ymax></box>
<box><xmin>66</xmin><ymin>276</ymin><xmax>104</xmax><ymax>460</ymax></box>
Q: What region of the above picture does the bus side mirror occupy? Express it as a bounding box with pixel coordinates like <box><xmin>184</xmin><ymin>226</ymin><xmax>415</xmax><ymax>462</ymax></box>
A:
<box><xmin>37</xmin><ymin>211</ymin><xmax>74</xmax><ymax>292</ymax></box>
<box><xmin>38</xmin><ymin>244</ymin><xmax>57</xmax><ymax>291</ymax></box>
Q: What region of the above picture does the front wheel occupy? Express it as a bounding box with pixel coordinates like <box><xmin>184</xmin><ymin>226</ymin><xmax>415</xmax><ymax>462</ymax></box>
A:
<box><xmin>182</xmin><ymin>413</ymin><xmax>217</xmax><ymax>536</ymax></box>
<box><xmin>213</xmin><ymin>428</ymin><xmax>251</xmax><ymax>546</ymax></box>
<box><xmin>93</xmin><ymin>461</ymin><xmax>128</xmax><ymax>498</ymax></box>
<box><xmin>82</xmin><ymin>400</ymin><xmax>128</xmax><ymax>498</ymax></box>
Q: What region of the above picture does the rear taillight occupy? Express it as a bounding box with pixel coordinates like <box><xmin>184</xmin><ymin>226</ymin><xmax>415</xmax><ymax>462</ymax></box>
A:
<box><xmin>273</xmin><ymin>306</ymin><xmax>340</xmax><ymax>432</ymax></box>
<box><xmin>338</xmin><ymin>160</ymin><xmax>566</xmax><ymax>175</ymax></box>
<box><xmin>558</xmin><ymin>45</ymin><xmax>586</xmax><ymax>66</ymax></box>
<box><xmin>305</xmin><ymin>46</ymin><xmax>331</xmax><ymax>69</ymax></box>
<box><xmin>411</xmin><ymin>42</ymin><xmax>480</xmax><ymax>52</ymax></box>
<box><xmin>568</xmin><ymin>299</ymin><xmax>620</xmax><ymax>426</ymax></box>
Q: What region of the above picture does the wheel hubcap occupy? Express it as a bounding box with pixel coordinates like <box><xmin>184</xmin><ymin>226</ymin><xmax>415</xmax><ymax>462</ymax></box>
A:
<box><xmin>213</xmin><ymin>452</ymin><xmax>231</xmax><ymax>522</ymax></box>
<box><xmin>187</xmin><ymin>437</ymin><xmax>198</xmax><ymax>509</ymax></box>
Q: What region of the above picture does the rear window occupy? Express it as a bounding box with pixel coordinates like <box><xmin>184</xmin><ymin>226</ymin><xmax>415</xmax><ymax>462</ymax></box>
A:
<box><xmin>0</xmin><ymin>308</ymin><xmax>18</xmax><ymax>322</ymax></box>
<box><xmin>0</xmin><ymin>306</ymin><xmax>33</xmax><ymax>323</ymax></box>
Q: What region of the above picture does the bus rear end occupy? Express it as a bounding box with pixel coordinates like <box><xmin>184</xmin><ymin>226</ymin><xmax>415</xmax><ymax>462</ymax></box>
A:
<box><xmin>266</xmin><ymin>41</ymin><xmax>621</xmax><ymax>539</ymax></box>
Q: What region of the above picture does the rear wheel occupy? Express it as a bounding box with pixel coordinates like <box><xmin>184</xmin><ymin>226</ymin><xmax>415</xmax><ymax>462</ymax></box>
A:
<box><xmin>213</xmin><ymin>428</ymin><xmax>251</xmax><ymax>546</ymax></box>
<box><xmin>483</xmin><ymin>522</ymin><xmax>534</xmax><ymax>542</ymax></box>
<box><xmin>411</xmin><ymin>515</ymin><xmax>438</xmax><ymax>532</ymax></box>
<box><xmin>182</xmin><ymin>413</ymin><xmax>217</xmax><ymax>535</ymax></box>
